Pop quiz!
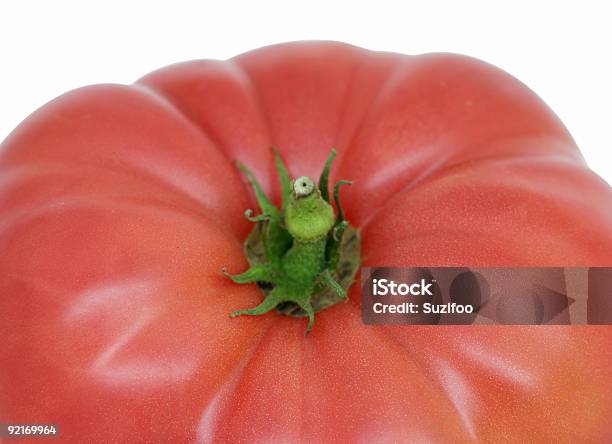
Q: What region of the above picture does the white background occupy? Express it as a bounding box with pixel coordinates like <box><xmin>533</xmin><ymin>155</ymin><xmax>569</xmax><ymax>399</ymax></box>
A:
<box><xmin>1</xmin><ymin>1</ymin><xmax>610</xmax><ymax>185</ymax></box>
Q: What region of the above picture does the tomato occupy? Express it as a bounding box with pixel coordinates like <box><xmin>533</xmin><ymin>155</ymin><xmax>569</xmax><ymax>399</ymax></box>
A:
<box><xmin>1</xmin><ymin>41</ymin><xmax>611</xmax><ymax>442</ymax></box>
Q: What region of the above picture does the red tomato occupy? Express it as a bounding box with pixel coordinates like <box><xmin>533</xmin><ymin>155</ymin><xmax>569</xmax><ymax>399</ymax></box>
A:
<box><xmin>1</xmin><ymin>41</ymin><xmax>611</xmax><ymax>442</ymax></box>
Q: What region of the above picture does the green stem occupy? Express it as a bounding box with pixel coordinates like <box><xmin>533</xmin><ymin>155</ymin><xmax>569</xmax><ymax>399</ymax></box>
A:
<box><xmin>223</xmin><ymin>148</ymin><xmax>360</xmax><ymax>335</ymax></box>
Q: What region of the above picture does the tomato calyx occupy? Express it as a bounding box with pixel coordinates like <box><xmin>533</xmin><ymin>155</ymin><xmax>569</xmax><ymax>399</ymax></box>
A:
<box><xmin>223</xmin><ymin>149</ymin><xmax>361</xmax><ymax>335</ymax></box>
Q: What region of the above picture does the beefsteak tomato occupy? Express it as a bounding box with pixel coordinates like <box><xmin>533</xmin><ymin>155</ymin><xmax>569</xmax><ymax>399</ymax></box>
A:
<box><xmin>1</xmin><ymin>41</ymin><xmax>611</xmax><ymax>442</ymax></box>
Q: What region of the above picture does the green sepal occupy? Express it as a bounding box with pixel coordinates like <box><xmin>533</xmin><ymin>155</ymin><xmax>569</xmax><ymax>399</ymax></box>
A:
<box><xmin>244</xmin><ymin>209</ymin><xmax>271</xmax><ymax>223</ymax></box>
<box><xmin>223</xmin><ymin>264</ymin><xmax>275</xmax><ymax>284</ymax></box>
<box><xmin>236</xmin><ymin>160</ymin><xmax>291</xmax><ymax>267</ymax></box>
<box><xmin>325</xmin><ymin>220</ymin><xmax>348</xmax><ymax>272</ymax></box>
<box><xmin>333</xmin><ymin>180</ymin><xmax>352</xmax><ymax>223</ymax></box>
<box><xmin>323</xmin><ymin>180</ymin><xmax>351</xmax><ymax>271</ymax></box>
<box><xmin>318</xmin><ymin>149</ymin><xmax>337</xmax><ymax>203</ymax></box>
<box><xmin>236</xmin><ymin>160</ymin><xmax>278</xmax><ymax>218</ymax></box>
<box><xmin>273</xmin><ymin>147</ymin><xmax>292</xmax><ymax>211</ymax></box>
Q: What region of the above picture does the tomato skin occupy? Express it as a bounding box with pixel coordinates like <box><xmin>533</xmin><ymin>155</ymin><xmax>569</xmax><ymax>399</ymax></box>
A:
<box><xmin>1</xmin><ymin>41</ymin><xmax>611</xmax><ymax>443</ymax></box>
